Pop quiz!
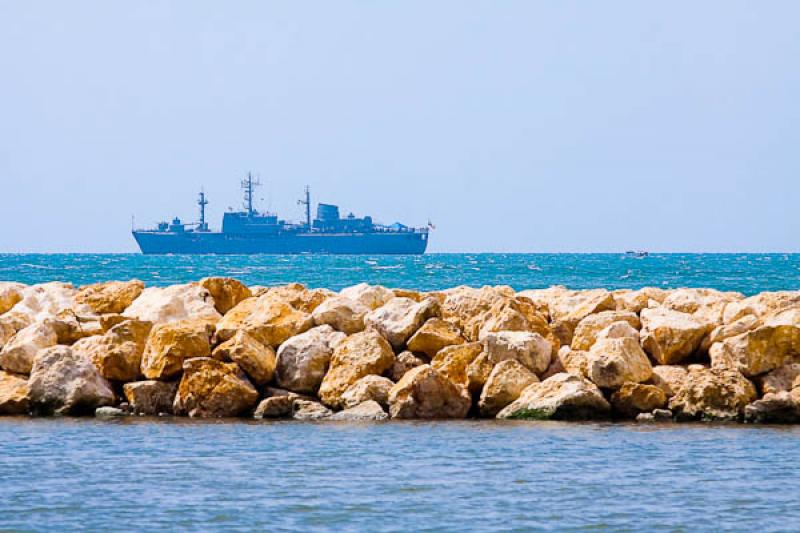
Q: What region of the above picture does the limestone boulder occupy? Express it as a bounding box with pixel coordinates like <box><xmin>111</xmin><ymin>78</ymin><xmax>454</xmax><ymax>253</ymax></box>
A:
<box><xmin>292</xmin><ymin>399</ymin><xmax>334</xmax><ymax>420</ymax></box>
<box><xmin>649</xmin><ymin>365</ymin><xmax>689</xmax><ymax>397</ymax></box>
<box><xmin>28</xmin><ymin>345</ymin><xmax>115</xmax><ymax>415</ymax></box>
<box><xmin>388</xmin><ymin>365</ymin><xmax>471</xmax><ymax>419</ymax></box>
<box><xmin>744</xmin><ymin>392</ymin><xmax>800</xmax><ymax>424</ymax></box>
<box><xmin>571</xmin><ymin>311</ymin><xmax>641</xmax><ymax>351</ymax></box>
<box><xmin>141</xmin><ymin>319</ymin><xmax>214</xmax><ymax>380</ymax></box>
<box><xmin>516</xmin><ymin>285</ymin><xmax>570</xmax><ymax>319</ymax></box>
<box><xmin>75</xmin><ymin>280</ymin><xmax>145</xmax><ymax>314</ymax></box>
<box><xmin>123</xmin><ymin>284</ymin><xmax>221</xmax><ymax>324</ymax></box>
<box><xmin>341</xmin><ymin>375</ymin><xmax>394</xmax><ymax>409</ymax></box>
<box><xmin>700</xmin><ymin>315</ymin><xmax>761</xmax><ymax>352</ymax></box>
<box><xmin>440</xmin><ymin>285</ymin><xmax>516</xmax><ymax>333</ymax></box>
<box><xmin>610</xmin><ymin>382</ymin><xmax>667</xmax><ymax>418</ymax></box>
<box><xmin>497</xmin><ymin>373</ymin><xmax>610</xmax><ymax>420</ymax></box>
<box><xmin>212</xmin><ymin>330</ymin><xmax>276</xmax><ymax>386</ymax></box>
<box><xmin>724</xmin><ymin>291</ymin><xmax>800</xmax><ymax>324</ymax></box>
<box><xmin>758</xmin><ymin>363</ymin><xmax>800</xmax><ymax>395</ymax></box>
<box><xmin>554</xmin><ymin>346</ymin><xmax>590</xmax><ymax>378</ymax></box>
<box><xmin>173</xmin><ymin>357</ymin><xmax>258</xmax><ymax>418</ymax></box>
<box><xmin>548</xmin><ymin>289</ymin><xmax>616</xmax><ymax>345</ymax></box>
<box><xmin>364</xmin><ymin>297</ymin><xmax>439</xmax><ymax>348</ymax></box>
<box><xmin>709</xmin><ymin>323</ymin><xmax>800</xmax><ymax>377</ymax></box>
<box><xmin>467</xmin><ymin>297</ymin><xmax>553</xmax><ymax>345</ymax></box>
<box><xmin>329</xmin><ymin>400</ymin><xmax>388</xmax><ymax>421</ymax></box>
<box><xmin>387</xmin><ymin>351</ymin><xmax>426</xmax><ymax>382</ymax></box>
<box><xmin>123</xmin><ymin>380</ymin><xmax>178</xmax><ymax>415</ymax></box>
<box><xmin>318</xmin><ymin>330</ymin><xmax>395</xmax><ymax>409</ymax></box>
<box><xmin>406</xmin><ymin>318</ymin><xmax>464</xmax><ymax>358</ymax></box>
<box><xmin>11</xmin><ymin>282</ymin><xmax>94</xmax><ymax>322</ymax></box>
<box><xmin>257</xmin><ymin>283</ymin><xmax>332</xmax><ymax>313</ymax></box>
<box><xmin>275</xmin><ymin>325</ymin><xmax>346</xmax><ymax>394</ymax></box>
<box><xmin>640</xmin><ymin>308</ymin><xmax>709</xmax><ymax>365</ymax></box>
<box><xmin>253</xmin><ymin>396</ymin><xmax>294</xmax><ymax>419</ymax></box>
<box><xmin>0</xmin><ymin>282</ymin><xmax>25</xmax><ymax>315</ymax></box>
<box><xmin>662</xmin><ymin>287</ymin><xmax>742</xmax><ymax>325</ymax></box>
<box><xmin>392</xmin><ymin>288</ymin><xmax>423</xmax><ymax>302</ymax></box>
<box><xmin>0</xmin><ymin>370</ymin><xmax>30</xmax><ymax>415</ymax></box>
<box><xmin>311</xmin><ymin>296</ymin><xmax>370</xmax><ymax>334</ymax></box>
<box><xmin>478</xmin><ymin>359</ymin><xmax>539</xmax><ymax>417</ymax></box>
<box><xmin>431</xmin><ymin>342</ymin><xmax>483</xmax><ymax>388</ymax></box>
<box><xmin>586</xmin><ymin>337</ymin><xmax>653</xmax><ymax>389</ymax></box>
<box><xmin>0</xmin><ymin>320</ymin><xmax>58</xmax><ymax>374</ymax></box>
<box><xmin>339</xmin><ymin>283</ymin><xmax>395</xmax><ymax>310</ymax></box>
<box><xmin>198</xmin><ymin>277</ymin><xmax>252</xmax><ymax>315</ymax></box>
<box><xmin>482</xmin><ymin>330</ymin><xmax>552</xmax><ymax>376</ymax></box>
<box><xmin>613</xmin><ymin>287</ymin><xmax>668</xmax><ymax>313</ymax></box>
<box><xmin>215</xmin><ymin>294</ymin><xmax>313</xmax><ymax>347</ymax></box>
<box><xmin>73</xmin><ymin>319</ymin><xmax>152</xmax><ymax>382</ymax></box>
<box><xmin>668</xmin><ymin>367</ymin><xmax>756</xmax><ymax>420</ymax></box>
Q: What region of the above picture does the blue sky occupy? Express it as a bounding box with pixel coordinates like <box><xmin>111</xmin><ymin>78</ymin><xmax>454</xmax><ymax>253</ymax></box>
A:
<box><xmin>1</xmin><ymin>1</ymin><xmax>798</xmax><ymax>252</ymax></box>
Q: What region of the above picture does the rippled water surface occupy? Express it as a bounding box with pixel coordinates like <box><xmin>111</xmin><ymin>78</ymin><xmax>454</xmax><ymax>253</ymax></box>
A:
<box><xmin>2</xmin><ymin>253</ymin><xmax>800</xmax><ymax>294</ymax></box>
<box><xmin>1</xmin><ymin>418</ymin><xmax>799</xmax><ymax>532</ymax></box>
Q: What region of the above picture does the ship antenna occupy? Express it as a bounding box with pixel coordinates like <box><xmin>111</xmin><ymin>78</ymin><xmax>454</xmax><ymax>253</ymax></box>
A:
<box><xmin>241</xmin><ymin>172</ymin><xmax>261</xmax><ymax>217</ymax></box>
<box><xmin>198</xmin><ymin>188</ymin><xmax>209</xmax><ymax>230</ymax></box>
<box><xmin>298</xmin><ymin>185</ymin><xmax>311</xmax><ymax>228</ymax></box>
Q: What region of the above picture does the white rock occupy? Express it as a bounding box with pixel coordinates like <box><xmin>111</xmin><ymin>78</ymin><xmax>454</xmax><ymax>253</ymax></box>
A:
<box><xmin>123</xmin><ymin>284</ymin><xmax>221</xmax><ymax>324</ymax></box>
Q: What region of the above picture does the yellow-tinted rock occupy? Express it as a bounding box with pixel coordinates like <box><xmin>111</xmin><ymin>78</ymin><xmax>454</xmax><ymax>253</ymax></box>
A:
<box><xmin>478</xmin><ymin>359</ymin><xmax>539</xmax><ymax>417</ymax></box>
<box><xmin>341</xmin><ymin>375</ymin><xmax>394</xmax><ymax>409</ymax></box>
<box><xmin>141</xmin><ymin>319</ymin><xmax>214</xmax><ymax>380</ymax></box>
<box><xmin>709</xmin><ymin>323</ymin><xmax>800</xmax><ymax>377</ymax></box>
<box><xmin>668</xmin><ymin>367</ymin><xmax>756</xmax><ymax>420</ymax></box>
<box><xmin>440</xmin><ymin>285</ymin><xmax>515</xmax><ymax>333</ymax></box>
<box><xmin>612</xmin><ymin>287</ymin><xmax>668</xmax><ymax>313</ymax></box>
<box><xmin>75</xmin><ymin>280</ymin><xmax>145</xmax><ymax>314</ymax></box>
<box><xmin>700</xmin><ymin>315</ymin><xmax>761</xmax><ymax>352</ymax></box>
<box><xmin>388</xmin><ymin>365</ymin><xmax>471</xmax><ymax>419</ymax></box>
<box><xmin>571</xmin><ymin>311</ymin><xmax>641</xmax><ymax>351</ymax></box>
<box><xmin>555</xmin><ymin>346</ymin><xmax>590</xmax><ymax>378</ymax></box>
<box><xmin>0</xmin><ymin>282</ymin><xmax>25</xmax><ymax>316</ymax></box>
<box><xmin>661</xmin><ymin>288</ymin><xmax>742</xmax><ymax>325</ymax></box>
<box><xmin>0</xmin><ymin>370</ymin><xmax>29</xmax><ymax>414</ymax></box>
<box><xmin>74</xmin><ymin>319</ymin><xmax>152</xmax><ymax>382</ymax></box>
<box><xmin>406</xmin><ymin>318</ymin><xmax>465</xmax><ymax>358</ymax></box>
<box><xmin>318</xmin><ymin>330</ymin><xmax>395</xmax><ymax>409</ymax></box>
<box><xmin>387</xmin><ymin>351</ymin><xmax>426</xmax><ymax>382</ymax></box>
<box><xmin>261</xmin><ymin>283</ymin><xmax>332</xmax><ymax>314</ymax></box>
<box><xmin>649</xmin><ymin>365</ymin><xmax>688</xmax><ymax>397</ymax></box>
<box><xmin>340</xmin><ymin>283</ymin><xmax>395</xmax><ymax>310</ymax></box>
<box><xmin>0</xmin><ymin>320</ymin><xmax>58</xmax><ymax>375</ymax></box>
<box><xmin>758</xmin><ymin>363</ymin><xmax>800</xmax><ymax>395</ymax></box>
<box><xmin>548</xmin><ymin>289</ymin><xmax>616</xmax><ymax>345</ymax></box>
<box><xmin>498</xmin><ymin>373</ymin><xmax>610</xmax><ymax>420</ymax></box>
<box><xmin>482</xmin><ymin>330</ymin><xmax>553</xmax><ymax>375</ymax></box>
<box><xmin>723</xmin><ymin>291</ymin><xmax>800</xmax><ymax>324</ymax></box>
<box><xmin>586</xmin><ymin>337</ymin><xmax>653</xmax><ymax>389</ymax></box>
<box><xmin>311</xmin><ymin>296</ymin><xmax>370</xmax><ymax>335</ymax></box>
<box><xmin>640</xmin><ymin>308</ymin><xmax>709</xmax><ymax>365</ymax></box>
<box><xmin>198</xmin><ymin>277</ymin><xmax>252</xmax><ymax>315</ymax></box>
<box><xmin>173</xmin><ymin>357</ymin><xmax>258</xmax><ymax>418</ymax></box>
<box><xmin>123</xmin><ymin>380</ymin><xmax>178</xmax><ymax>415</ymax></box>
<box><xmin>216</xmin><ymin>295</ymin><xmax>313</xmax><ymax>347</ymax></box>
<box><xmin>431</xmin><ymin>341</ymin><xmax>483</xmax><ymax>388</ymax></box>
<box><xmin>212</xmin><ymin>329</ymin><xmax>276</xmax><ymax>386</ymax></box>
<box><xmin>611</xmin><ymin>382</ymin><xmax>667</xmax><ymax>418</ymax></box>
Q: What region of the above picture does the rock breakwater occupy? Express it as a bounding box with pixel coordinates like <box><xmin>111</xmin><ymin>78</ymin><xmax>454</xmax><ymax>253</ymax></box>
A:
<box><xmin>2</xmin><ymin>279</ymin><xmax>800</xmax><ymax>423</ymax></box>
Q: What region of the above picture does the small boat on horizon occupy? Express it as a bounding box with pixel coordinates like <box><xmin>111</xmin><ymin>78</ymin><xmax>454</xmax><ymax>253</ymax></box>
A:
<box><xmin>625</xmin><ymin>250</ymin><xmax>649</xmax><ymax>258</ymax></box>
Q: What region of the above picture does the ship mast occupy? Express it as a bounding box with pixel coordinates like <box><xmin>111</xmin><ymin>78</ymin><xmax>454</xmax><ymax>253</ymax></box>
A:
<box><xmin>241</xmin><ymin>172</ymin><xmax>261</xmax><ymax>217</ymax></box>
<box><xmin>298</xmin><ymin>185</ymin><xmax>311</xmax><ymax>228</ymax></box>
<box><xmin>197</xmin><ymin>188</ymin><xmax>209</xmax><ymax>231</ymax></box>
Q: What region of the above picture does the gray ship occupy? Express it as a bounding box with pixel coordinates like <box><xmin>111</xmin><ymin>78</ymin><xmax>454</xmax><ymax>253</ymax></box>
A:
<box><xmin>132</xmin><ymin>174</ymin><xmax>430</xmax><ymax>254</ymax></box>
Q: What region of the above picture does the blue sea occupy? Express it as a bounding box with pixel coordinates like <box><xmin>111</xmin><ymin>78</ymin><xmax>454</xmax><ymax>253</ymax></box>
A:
<box><xmin>2</xmin><ymin>253</ymin><xmax>800</xmax><ymax>532</ymax></box>
<box><xmin>1</xmin><ymin>253</ymin><xmax>800</xmax><ymax>294</ymax></box>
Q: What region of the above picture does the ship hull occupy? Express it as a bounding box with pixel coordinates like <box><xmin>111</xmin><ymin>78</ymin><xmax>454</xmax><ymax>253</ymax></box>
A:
<box><xmin>132</xmin><ymin>231</ymin><xmax>428</xmax><ymax>255</ymax></box>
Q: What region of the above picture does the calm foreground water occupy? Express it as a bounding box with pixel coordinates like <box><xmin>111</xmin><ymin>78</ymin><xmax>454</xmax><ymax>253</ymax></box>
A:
<box><xmin>1</xmin><ymin>253</ymin><xmax>800</xmax><ymax>294</ymax></box>
<box><xmin>1</xmin><ymin>418</ymin><xmax>799</xmax><ymax>532</ymax></box>
<box><xmin>2</xmin><ymin>253</ymin><xmax>800</xmax><ymax>531</ymax></box>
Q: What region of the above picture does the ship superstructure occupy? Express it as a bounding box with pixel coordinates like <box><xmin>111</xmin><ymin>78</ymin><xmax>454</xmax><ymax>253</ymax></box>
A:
<box><xmin>132</xmin><ymin>174</ymin><xmax>429</xmax><ymax>254</ymax></box>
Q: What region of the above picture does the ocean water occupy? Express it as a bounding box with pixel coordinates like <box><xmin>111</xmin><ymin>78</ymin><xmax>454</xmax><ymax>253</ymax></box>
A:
<box><xmin>1</xmin><ymin>418</ymin><xmax>799</xmax><ymax>532</ymax></box>
<box><xmin>1</xmin><ymin>253</ymin><xmax>800</xmax><ymax>294</ymax></box>
<box><xmin>2</xmin><ymin>254</ymin><xmax>800</xmax><ymax>532</ymax></box>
